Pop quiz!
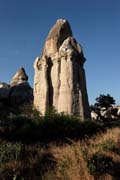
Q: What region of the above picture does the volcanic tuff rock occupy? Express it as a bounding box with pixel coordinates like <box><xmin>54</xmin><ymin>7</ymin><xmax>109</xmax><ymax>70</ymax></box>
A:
<box><xmin>42</xmin><ymin>19</ymin><xmax>72</xmax><ymax>57</ymax></box>
<box><xmin>34</xmin><ymin>19</ymin><xmax>90</xmax><ymax>119</ymax></box>
<box><xmin>10</xmin><ymin>67</ymin><xmax>28</xmax><ymax>87</ymax></box>
<box><xmin>9</xmin><ymin>67</ymin><xmax>33</xmax><ymax>107</ymax></box>
<box><xmin>0</xmin><ymin>68</ymin><xmax>33</xmax><ymax>111</ymax></box>
<box><xmin>0</xmin><ymin>83</ymin><xmax>10</xmax><ymax>100</ymax></box>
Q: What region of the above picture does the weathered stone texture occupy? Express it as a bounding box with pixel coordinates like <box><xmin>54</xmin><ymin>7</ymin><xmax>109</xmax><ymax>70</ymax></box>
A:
<box><xmin>0</xmin><ymin>68</ymin><xmax>33</xmax><ymax>111</ymax></box>
<box><xmin>9</xmin><ymin>67</ymin><xmax>33</xmax><ymax>107</ymax></box>
<box><xmin>0</xmin><ymin>83</ymin><xmax>10</xmax><ymax>100</ymax></box>
<box><xmin>10</xmin><ymin>67</ymin><xmax>28</xmax><ymax>87</ymax></box>
<box><xmin>34</xmin><ymin>19</ymin><xmax>90</xmax><ymax>119</ymax></box>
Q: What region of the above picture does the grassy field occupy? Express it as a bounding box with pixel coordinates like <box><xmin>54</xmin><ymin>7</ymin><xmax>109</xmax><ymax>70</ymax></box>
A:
<box><xmin>0</xmin><ymin>109</ymin><xmax>120</xmax><ymax>180</ymax></box>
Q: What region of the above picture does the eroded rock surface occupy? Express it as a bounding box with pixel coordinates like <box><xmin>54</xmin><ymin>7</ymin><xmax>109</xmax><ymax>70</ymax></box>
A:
<box><xmin>10</xmin><ymin>67</ymin><xmax>33</xmax><ymax>107</ymax></box>
<box><xmin>34</xmin><ymin>19</ymin><xmax>90</xmax><ymax>119</ymax></box>
<box><xmin>0</xmin><ymin>83</ymin><xmax>10</xmax><ymax>109</ymax></box>
<box><xmin>10</xmin><ymin>67</ymin><xmax>28</xmax><ymax>87</ymax></box>
<box><xmin>0</xmin><ymin>83</ymin><xmax>10</xmax><ymax>100</ymax></box>
<box><xmin>0</xmin><ymin>68</ymin><xmax>33</xmax><ymax>112</ymax></box>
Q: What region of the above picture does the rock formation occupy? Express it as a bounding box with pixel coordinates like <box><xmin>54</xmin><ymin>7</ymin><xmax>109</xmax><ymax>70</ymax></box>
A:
<box><xmin>0</xmin><ymin>82</ymin><xmax>10</xmax><ymax>109</ymax></box>
<box><xmin>34</xmin><ymin>19</ymin><xmax>90</xmax><ymax>119</ymax></box>
<box><xmin>9</xmin><ymin>67</ymin><xmax>33</xmax><ymax>107</ymax></box>
<box><xmin>0</xmin><ymin>67</ymin><xmax>33</xmax><ymax>112</ymax></box>
<box><xmin>10</xmin><ymin>67</ymin><xmax>28</xmax><ymax>87</ymax></box>
<box><xmin>0</xmin><ymin>83</ymin><xmax>10</xmax><ymax>100</ymax></box>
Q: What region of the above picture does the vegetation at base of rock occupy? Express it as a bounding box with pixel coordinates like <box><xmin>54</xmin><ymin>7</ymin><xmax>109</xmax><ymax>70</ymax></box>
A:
<box><xmin>0</xmin><ymin>107</ymin><xmax>105</xmax><ymax>143</ymax></box>
<box><xmin>90</xmin><ymin>94</ymin><xmax>120</xmax><ymax>121</ymax></box>
<box><xmin>0</xmin><ymin>106</ymin><xmax>120</xmax><ymax>179</ymax></box>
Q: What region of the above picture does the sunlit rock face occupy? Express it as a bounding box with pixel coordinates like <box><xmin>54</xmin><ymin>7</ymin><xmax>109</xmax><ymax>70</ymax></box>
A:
<box><xmin>10</xmin><ymin>67</ymin><xmax>33</xmax><ymax>107</ymax></box>
<box><xmin>10</xmin><ymin>67</ymin><xmax>28</xmax><ymax>87</ymax></box>
<box><xmin>34</xmin><ymin>19</ymin><xmax>90</xmax><ymax>119</ymax></box>
<box><xmin>0</xmin><ymin>68</ymin><xmax>33</xmax><ymax>111</ymax></box>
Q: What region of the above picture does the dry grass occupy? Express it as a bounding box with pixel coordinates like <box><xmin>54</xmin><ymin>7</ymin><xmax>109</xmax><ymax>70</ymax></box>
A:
<box><xmin>48</xmin><ymin>144</ymin><xmax>93</xmax><ymax>180</ymax></box>
<box><xmin>0</xmin><ymin>125</ymin><xmax>120</xmax><ymax>179</ymax></box>
<box><xmin>42</xmin><ymin>127</ymin><xmax>120</xmax><ymax>180</ymax></box>
<box><xmin>80</xmin><ymin>127</ymin><xmax>120</xmax><ymax>180</ymax></box>
<box><xmin>81</xmin><ymin>127</ymin><xmax>120</xmax><ymax>155</ymax></box>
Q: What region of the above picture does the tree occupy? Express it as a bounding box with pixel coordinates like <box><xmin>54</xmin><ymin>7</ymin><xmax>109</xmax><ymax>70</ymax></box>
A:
<box><xmin>95</xmin><ymin>94</ymin><xmax>115</xmax><ymax>109</ymax></box>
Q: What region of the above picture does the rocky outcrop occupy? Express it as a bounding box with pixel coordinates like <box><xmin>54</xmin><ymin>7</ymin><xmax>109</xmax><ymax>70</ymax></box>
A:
<box><xmin>0</xmin><ymin>83</ymin><xmax>10</xmax><ymax>109</ymax></box>
<box><xmin>10</xmin><ymin>82</ymin><xmax>33</xmax><ymax>107</ymax></box>
<box><xmin>0</xmin><ymin>68</ymin><xmax>33</xmax><ymax>112</ymax></box>
<box><xmin>34</xmin><ymin>19</ymin><xmax>90</xmax><ymax>119</ymax></box>
<box><xmin>9</xmin><ymin>67</ymin><xmax>33</xmax><ymax>107</ymax></box>
<box><xmin>10</xmin><ymin>67</ymin><xmax>28</xmax><ymax>87</ymax></box>
<box><xmin>0</xmin><ymin>83</ymin><xmax>10</xmax><ymax>100</ymax></box>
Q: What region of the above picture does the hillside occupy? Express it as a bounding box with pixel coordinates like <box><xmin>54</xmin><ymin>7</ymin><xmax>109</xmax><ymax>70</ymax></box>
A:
<box><xmin>0</xmin><ymin>108</ymin><xmax>120</xmax><ymax>180</ymax></box>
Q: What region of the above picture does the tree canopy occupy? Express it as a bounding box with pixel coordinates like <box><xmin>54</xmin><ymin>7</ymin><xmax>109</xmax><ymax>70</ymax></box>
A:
<box><xmin>95</xmin><ymin>94</ymin><xmax>115</xmax><ymax>109</ymax></box>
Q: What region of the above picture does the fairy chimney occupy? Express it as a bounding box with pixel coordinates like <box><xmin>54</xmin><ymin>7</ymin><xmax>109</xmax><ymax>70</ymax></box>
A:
<box><xmin>34</xmin><ymin>19</ymin><xmax>90</xmax><ymax>119</ymax></box>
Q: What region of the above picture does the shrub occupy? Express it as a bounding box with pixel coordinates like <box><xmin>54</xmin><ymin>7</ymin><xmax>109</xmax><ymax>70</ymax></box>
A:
<box><xmin>88</xmin><ymin>153</ymin><xmax>113</xmax><ymax>175</ymax></box>
<box><xmin>0</xmin><ymin>107</ymin><xmax>106</xmax><ymax>143</ymax></box>
<box><xmin>0</xmin><ymin>142</ymin><xmax>22</xmax><ymax>164</ymax></box>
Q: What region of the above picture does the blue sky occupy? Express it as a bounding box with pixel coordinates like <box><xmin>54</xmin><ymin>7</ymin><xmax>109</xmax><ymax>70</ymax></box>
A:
<box><xmin>0</xmin><ymin>0</ymin><xmax>120</xmax><ymax>105</ymax></box>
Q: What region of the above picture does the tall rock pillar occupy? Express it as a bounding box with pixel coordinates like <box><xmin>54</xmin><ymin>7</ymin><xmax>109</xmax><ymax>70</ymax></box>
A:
<box><xmin>34</xmin><ymin>19</ymin><xmax>90</xmax><ymax>119</ymax></box>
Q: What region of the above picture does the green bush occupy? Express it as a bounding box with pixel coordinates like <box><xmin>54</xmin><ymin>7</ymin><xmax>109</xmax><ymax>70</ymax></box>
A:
<box><xmin>88</xmin><ymin>162</ymin><xmax>96</xmax><ymax>175</ymax></box>
<box><xmin>0</xmin><ymin>142</ymin><xmax>22</xmax><ymax>163</ymax></box>
<box><xmin>88</xmin><ymin>153</ymin><xmax>113</xmax><ymax>175</ymax></box>
<box><xmin>0</xmin><ymin>107</ymin><xmax>106</xmax><ymax>143</ymax></box>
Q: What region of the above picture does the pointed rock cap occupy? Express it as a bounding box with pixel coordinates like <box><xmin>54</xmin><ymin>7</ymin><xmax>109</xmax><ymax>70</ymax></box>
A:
<box><xmin>42</xmin><ymin>19</ymin><xmax>73</xmax><ymax>57</ymax></box>
<box><xmin>10</xmin><ymin>67</ymin><xmax>28</xmax><ymax>87</ymax></box>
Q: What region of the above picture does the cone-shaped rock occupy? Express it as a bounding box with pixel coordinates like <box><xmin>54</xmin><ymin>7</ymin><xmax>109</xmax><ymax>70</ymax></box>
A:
<box><xmin>34</xmin><ymin>19</ymin><xmax>90</xmax><ymax>119</ymax></box>
<box><xmin>10</xmin><ymin>67</ymin><xmax>33</xmax><ymax>108</ymax></box>
<box><xmin>10</xmin><ymin>67</ymin><xmax>28</xmax><ymax>87</ymax></box>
